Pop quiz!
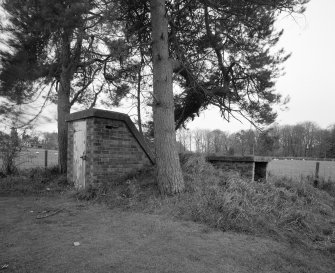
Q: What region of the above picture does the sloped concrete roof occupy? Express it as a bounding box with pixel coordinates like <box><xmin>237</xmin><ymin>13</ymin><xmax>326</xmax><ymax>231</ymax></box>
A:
<box><xmin>66</xmin><ymin>109</ymin><xmax>155</xmax><ymax>164</ymax></box>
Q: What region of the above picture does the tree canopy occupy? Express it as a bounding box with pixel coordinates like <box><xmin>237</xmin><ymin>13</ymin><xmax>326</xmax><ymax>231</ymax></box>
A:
<box><xmin>1</xmin><ymin>0</ymin><xmax>310</xmax><ymax>130</ymax></box>
<box><xmin>0</xmin><ymin>0</ymin><xmax>310</xmax><ymax>177</ymax></box>
<box><xmin>0</xmin><ymin>0</ymin><xmax>124</xmax><ymax>172</ymax></box>
<box><xmin>121</xmin><ymin>0</ymin><xmax>308</xmax><ymax>129</ymax></box>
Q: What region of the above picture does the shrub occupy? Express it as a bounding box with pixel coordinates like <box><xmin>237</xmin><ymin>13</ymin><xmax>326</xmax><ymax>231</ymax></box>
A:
<box><xmin>175</xmin><ymin>155</ymin><xmax>335</xmax><ymax>249</ymax></box>
<box><xmin>71</xmin><ymin>155</ymin><xmax>335</xmax><ymax>250</ymax></box>
<box><xmin>0</xmin><ymin>167</ymin><xmax>71</xmax><ymax>195</ymax></box>
<box><xmin>75</xmin><ymin>166</ymin><xmax>160</xmax><ymax>209</ymax></box>
<box><xmin>319</xmin><ymin>180</ymin><xmax>335</xmax><ymax>197</ymax></box>
<box><xmin>0</xmin><ymin>128</ymin><xmax>22</xmax><ymax>175</ymax></box>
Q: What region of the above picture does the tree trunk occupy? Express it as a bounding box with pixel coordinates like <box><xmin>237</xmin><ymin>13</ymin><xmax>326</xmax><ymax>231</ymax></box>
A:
<box><xmin>57</xmin><ymin>81</ymin><xmax>71</xmax><ymax>173</ymax></box>
<box><xmin>137</xmin><ymin>64</ymin><xmax>143</xmax><ymax>135</ymax></box>
<box><xmin>150</xmin><ymin>0</ymin><xmax>184</xmax><ymax>195</ymax></box>
<box><xmin>57</xmin><ymin>33</ymin><xmax>72</xmax><ymax>173</ymax></box>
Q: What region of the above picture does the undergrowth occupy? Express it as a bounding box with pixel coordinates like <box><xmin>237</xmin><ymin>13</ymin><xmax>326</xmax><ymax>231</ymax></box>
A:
<box><xmin>319</xmin><ymin>180</ymin><xmax>335</xmax><ymax>198</ymax></box>
<box><xmin>76</xmin><ymin>155</ymin><xmax>335</xmax><ymax>252</ymax></box>
<box><xmin>0</xmin><ymin>166</ymin><xmax>71</xmax><ymax>195</ymax></box>
<box><xmin>2</xmin><ymin>158</ymin><xmax>335</xmax><ymax>253</ymax></box>
<box><xmin>180</xmin><ymin>156</ymin><xmax>335</xmax><ymax>251</ymax></box>
<box><xmin>75</xmin><ymin>166</ymin><xmax>159</xmax><ymax>209</ymax></box>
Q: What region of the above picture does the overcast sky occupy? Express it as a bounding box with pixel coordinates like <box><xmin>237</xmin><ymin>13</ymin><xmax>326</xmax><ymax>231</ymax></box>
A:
<box><xmin>189</xmin><ymin>0</ymin><xmax>335</xmax><ymax>132</ymax></box>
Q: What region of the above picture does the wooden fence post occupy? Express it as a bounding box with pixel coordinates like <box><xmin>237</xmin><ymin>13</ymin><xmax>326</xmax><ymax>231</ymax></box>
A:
<box><xmin>315</xmin><ymin>162</ymin><xmax>320</xmax><ymax>180</ymax></box>
<box><xmin>314</xmin><ymin>161</ymin><xmax>320</xmax><ymax>187</ymax></box>
<box><xmin>44</xmin><ymin>150</ymin><xmax>48</xmax><ymax>169</ymax></box>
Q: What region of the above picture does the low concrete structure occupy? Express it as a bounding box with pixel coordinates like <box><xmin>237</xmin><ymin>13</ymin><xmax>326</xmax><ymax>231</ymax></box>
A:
<box><xmin>66</xmin><ymin>109</ymin><xmax>154</xmax><ymax>189</ymax></box>
<box><xmin>206</xmin><ymin>155</ymin><xmax>272</xmax><ymax>181</ymax></box>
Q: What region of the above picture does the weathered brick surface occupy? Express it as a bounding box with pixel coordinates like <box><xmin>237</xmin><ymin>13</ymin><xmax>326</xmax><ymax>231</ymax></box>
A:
<box><xmin>67</xmin><ymin>116</ymin><xmax>153</xmax><ymax>187</ymax></box>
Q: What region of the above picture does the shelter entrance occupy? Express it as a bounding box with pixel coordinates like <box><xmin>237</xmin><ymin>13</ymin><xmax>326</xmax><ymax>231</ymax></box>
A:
<box><xmin>67</xmin><ymin>109</ymin><xmax>154</xmax><ymax>189</ymax></box>
<box><xmin>73</xmin><ymin>120</ymin><xmax>87</xmax><ymax>189</ymax></box>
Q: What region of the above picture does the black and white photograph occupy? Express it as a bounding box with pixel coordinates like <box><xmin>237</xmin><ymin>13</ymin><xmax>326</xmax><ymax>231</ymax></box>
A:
<box><xmin>1</xmin><ymin>0</ymin><xmax>335</xmax><ymax>272</ymax></box>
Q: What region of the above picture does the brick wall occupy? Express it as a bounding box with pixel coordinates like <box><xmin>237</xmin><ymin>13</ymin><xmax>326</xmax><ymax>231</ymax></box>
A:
<box><xmin>86</xmin><ymin>117</ymin><xmax>152</xmax><ymax>185</ymax></box>
<box><xmin>67</xmin><ymin>110</ymin><xmax>154</xmax><ymax>188</ymax></box>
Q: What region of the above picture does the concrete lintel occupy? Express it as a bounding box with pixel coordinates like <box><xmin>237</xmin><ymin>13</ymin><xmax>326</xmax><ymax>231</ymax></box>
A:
<box><xmin>206</xmin><ymin>155</ymin><xmax>271</xmax><ymax>163</ymax></box>
<box><xmin>66</xmin><ymin>109</ymin><xmax>155</xmax><ymax>165</ymax></box>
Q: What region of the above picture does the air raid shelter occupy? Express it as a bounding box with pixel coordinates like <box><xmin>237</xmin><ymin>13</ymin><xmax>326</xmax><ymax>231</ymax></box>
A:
<box><xmin>66</xmin><ymin>109</ymin><xmax>154</xmax><ymax>189</ymax></box>
<box><xmin>67</xmin><ymin>109</ymin><xmax>271</xmax><ymax>189</ymax></box>
<box><xmin>206</xmin><ymin>155</ymin><xmax>271</xmax><ymax>181</ymax></box>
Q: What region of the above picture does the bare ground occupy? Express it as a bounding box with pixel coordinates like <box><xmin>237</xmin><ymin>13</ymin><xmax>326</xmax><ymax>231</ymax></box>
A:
<box><xmin>1</xmin><ymin>195</ymin><xmax>334</xmax><ymax>273</ymax></box>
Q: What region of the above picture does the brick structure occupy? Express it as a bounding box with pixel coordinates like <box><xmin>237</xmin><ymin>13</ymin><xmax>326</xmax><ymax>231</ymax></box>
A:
<box><xmin>206</xmin><ymin>155</ymin><xmax>271</xmax><ymax>181</ymax></box>
<box><xmin>67</xmin><ymin>109</ymin><xmax>154</xmax><ymax>189</ymax></box>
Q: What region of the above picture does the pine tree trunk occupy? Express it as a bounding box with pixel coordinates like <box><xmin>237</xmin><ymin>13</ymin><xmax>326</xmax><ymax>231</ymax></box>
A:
<box><xmin>137</xmin><ymin>66</ymin><xmax>143</xmax><ymax>135</ymax></box>
<box><xmin>57</xmin><ymin>81</ymin><xmax>71</xmax><ymax>174</ymax></box>
<box><xmin>57</xmin><ymin>33</ymin><xmax>72</xmax><ymax>173</ymax></box>
<box><xmin>150</xmin><ymin>0</ymin><xmax>185</xmax><ymax>195</ymax></box>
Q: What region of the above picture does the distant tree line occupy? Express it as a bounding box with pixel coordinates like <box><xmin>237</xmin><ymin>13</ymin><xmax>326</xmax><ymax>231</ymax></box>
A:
<box><xmin>0</xmin><ymin>130</ymin><xmax>59</xmax><ymax>150</ymax></box>
<box><xmin>176</xmin><ymin>122</ymin><xmax>335</xmax><ymax>159</ymax></box>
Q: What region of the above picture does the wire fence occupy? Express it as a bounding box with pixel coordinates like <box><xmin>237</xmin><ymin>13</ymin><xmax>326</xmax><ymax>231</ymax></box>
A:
<box><xmin>267</xmin><ymin>159</ymin><xmax>335</xmax><ymax>181</ymax></box>
<box><xmin>1</xmin><ymin>148</ymin><xmax>334</xmax><ymax>182</ymax></box>
<box><xmin>0</xmin><ymin>148</ymin><xmax>59</xmax><ymax>171</ymax></box>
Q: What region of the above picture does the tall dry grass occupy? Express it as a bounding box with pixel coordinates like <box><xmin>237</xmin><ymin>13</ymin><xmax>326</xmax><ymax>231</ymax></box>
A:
<box><xmin>76</xmin><ymin>155</ymin><xmax>335</xmax><ymax>251</ymax></box>
<box><xmin>0</xmin><ymin>166</ymin><xmax>70</xmax><ymax>195</ymax></box>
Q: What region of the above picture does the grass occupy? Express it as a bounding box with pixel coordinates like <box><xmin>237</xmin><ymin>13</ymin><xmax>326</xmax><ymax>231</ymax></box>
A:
<box><xmin>1</xmin><ymin>158</ymin><xmax>335</xmax><ymax>272</ymax></box>
<box><xmin>2</xmin><ymin>195</ymin><xmax>335</xmax><ymax>273</ymax></box>
<box><xmin>268</xmin><ymin>159</ymin><xmax>335</xmax><ymax>181</ymax></box>
<box><xmin>2</xmin><ymin>158</ymin><xmax>335</xmax><ymax>253</ymax></box>
<box><xmin>73</xmin><ymin>155</ymin><xmax>335</xmax><ymax>253</ymax></box>
<box><xmin>0</xmin><ymin>166</ymin><xmax>71</xmax><ymax>195</ymax></box>
<box><xmin>319</xmin><ymin>180</ymin><xmax>335</xmax><ymax>198</ymax></box>
<box><xmin>0</xmin><ymin>148</ymin><xmax>59</xmax><ymax>172</ymax></box>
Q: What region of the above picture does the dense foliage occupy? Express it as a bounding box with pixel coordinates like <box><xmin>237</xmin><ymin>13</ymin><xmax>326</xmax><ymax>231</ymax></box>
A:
<box><xmin>0</xmin><ymin>0</ymin><xmax>309</xmax><ymax>175</ymax></box>
<box><xmin>122</xmin><ymin>0</ymin><xmax>309</xmax><ymax>128</ymax></box>
<box><xmin>0</xmin><ymin>0</ymin><xmax>124</xmax><ymax>172</ymax></box>
<box><xmin>0</xmin><ymin>128</ymin><xmax>22</xmax><ymax>174</ymax></box>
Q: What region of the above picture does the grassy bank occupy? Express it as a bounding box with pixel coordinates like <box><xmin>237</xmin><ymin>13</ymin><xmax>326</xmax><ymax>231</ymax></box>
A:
<box><xmin>73</xmin><ymin>155</ymin><xmax>335</xmax><ymax>253</ymax></box>
<box><xmin>1</xmin><ymin>156</ymin><xmax>335</xmax><ymax>253</ymax></box>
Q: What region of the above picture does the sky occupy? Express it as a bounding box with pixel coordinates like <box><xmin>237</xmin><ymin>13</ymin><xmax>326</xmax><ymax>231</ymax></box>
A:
<box><xmin>5</xmin><ymin>0</ymin><xmax>335</xmax><ymax>134</ymax></box>
<box><xmin>189</xmin><ymin>0</ymin><xmax>335</xmax><ymax>133</ymax></box>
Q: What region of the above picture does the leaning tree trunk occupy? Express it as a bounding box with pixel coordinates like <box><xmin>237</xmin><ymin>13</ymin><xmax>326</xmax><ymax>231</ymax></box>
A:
<box><xmin>57</xmin><ymin>33</ymin><xmax>72</xmax><ymax>174</ymax></box>
<box><xmin>150</xmin><ymin>0</ymin><xmax>185</xmax><ymax>194</ymax></box>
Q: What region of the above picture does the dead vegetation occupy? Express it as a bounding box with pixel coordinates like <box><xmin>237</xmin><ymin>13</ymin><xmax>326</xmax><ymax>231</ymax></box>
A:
<box><xmin>2</xmin><ymin>195</ymin><xmax>335</xmax><ymax>273</ymax></box>
<box><xmin>1</xmin><ymin>157</ymin><xmax>335</xmax><ymax>272</ymax></box>
<box><xmin>0</xmin><ymin>166</ymin><xmax>70</xmax><ymax>195</ymax></box>
<box><xmin>72</xmin><ymin>155</ymin><xmax>335</xmax><ymax>253</ymax></box>
<box><xmin>1</xmin><ymin>156</ymin><xmax>335</xmax><ymax>253</ymax></box>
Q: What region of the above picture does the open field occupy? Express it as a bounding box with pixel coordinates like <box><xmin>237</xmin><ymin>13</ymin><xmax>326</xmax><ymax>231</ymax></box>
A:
<box><xmin>1</xmin><ymin>195</ymin><xmax>335</xmax><ymax>273</ymax></box>
<box><xmin>1</xmin><ymin>149</ymin><xmax>335</xmax><ymax>182</ymax></box>
<box><xmin>268</xmin><ymin>159</ymin><xmax>335</xmax><ymax>181</ymax></box>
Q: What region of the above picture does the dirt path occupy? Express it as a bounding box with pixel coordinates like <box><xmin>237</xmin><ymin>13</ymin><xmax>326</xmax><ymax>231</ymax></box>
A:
<box><xmin>1</xmin><ymin>195</ymin><xmax>334</xmax><ymax>273</ymax></box>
